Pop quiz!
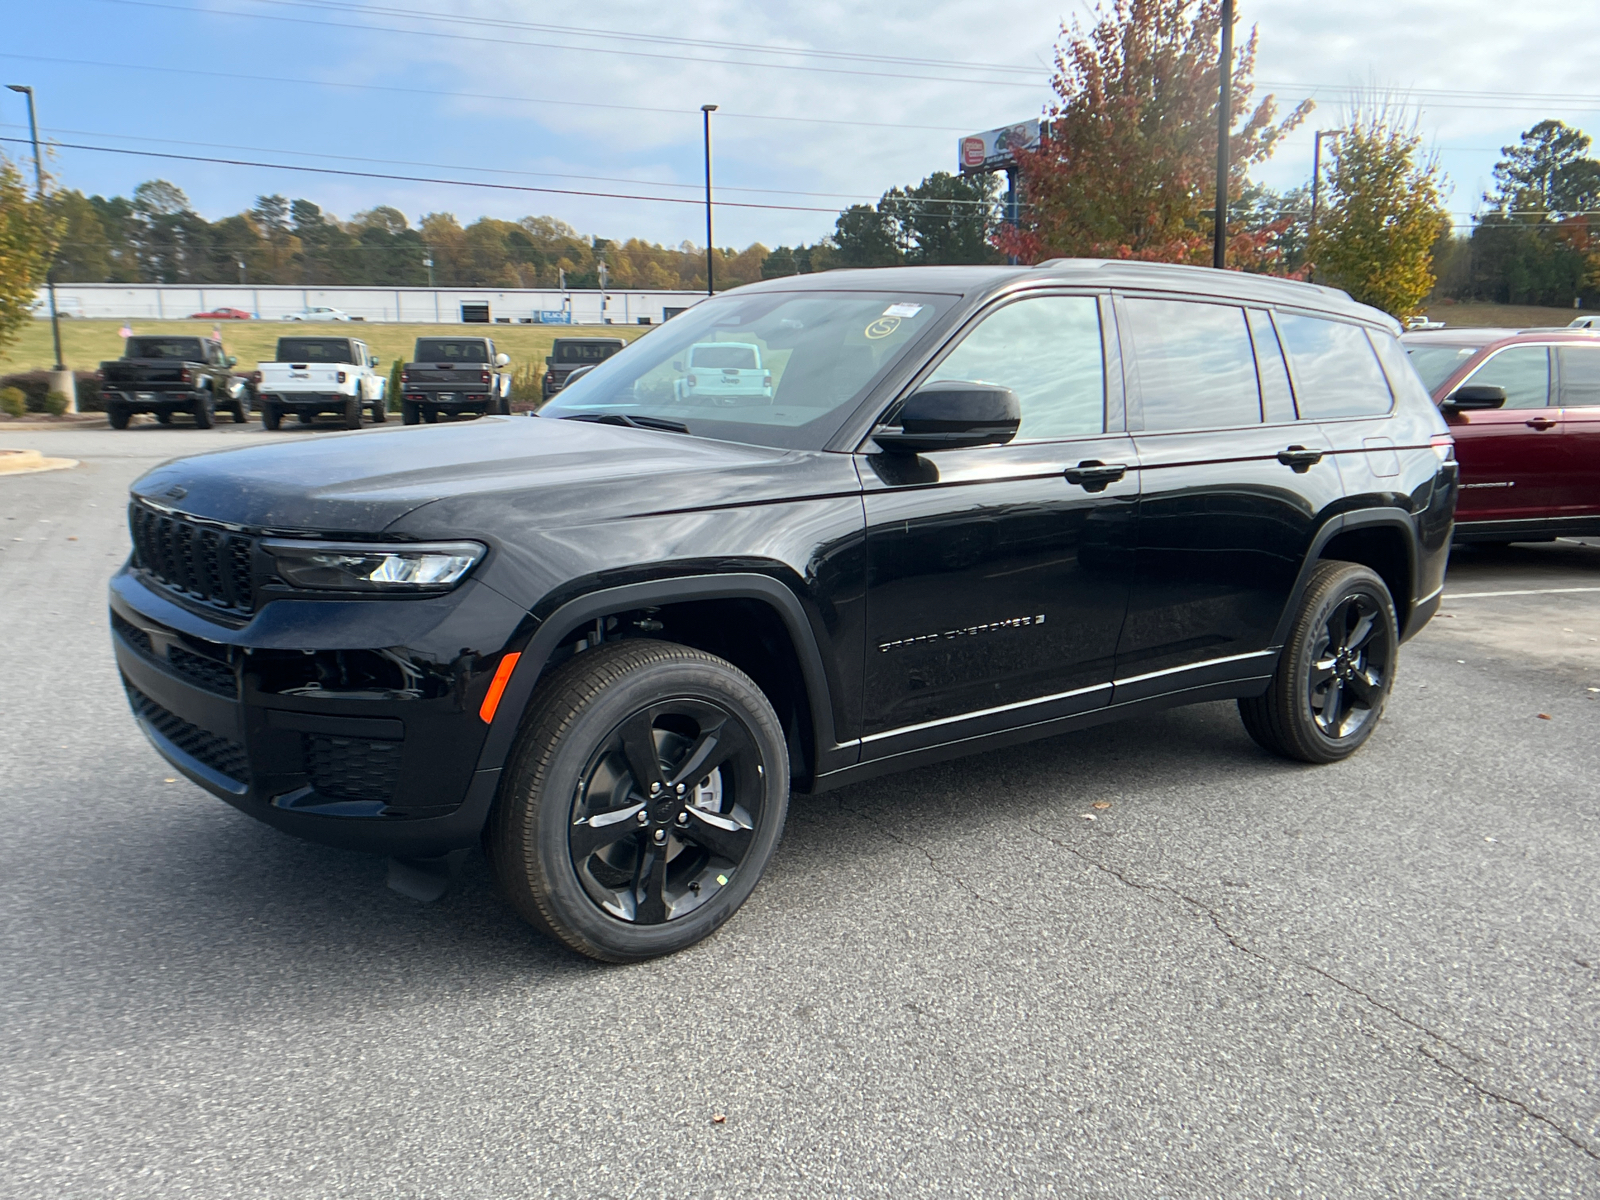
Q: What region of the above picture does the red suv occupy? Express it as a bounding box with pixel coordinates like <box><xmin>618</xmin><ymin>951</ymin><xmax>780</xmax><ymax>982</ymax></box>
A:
<box><xmin>1403</xmin><ymin>327</ymin><xmax>1600</xmax><ymax>543</ymax></box>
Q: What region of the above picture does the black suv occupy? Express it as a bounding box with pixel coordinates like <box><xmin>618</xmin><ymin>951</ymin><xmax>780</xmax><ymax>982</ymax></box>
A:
<box><xmin>110</xmin><ymin>262</ymin><xmax>1457</xmax><ymax>962</ymax></box>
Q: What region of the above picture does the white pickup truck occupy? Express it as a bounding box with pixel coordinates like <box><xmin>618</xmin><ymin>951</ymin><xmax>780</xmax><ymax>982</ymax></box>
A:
<box><xmin>254</xmin><ymin>335</ymin><xmax>388</xmax><ymax>430</ymax></box>
<box><xmin>671</xmin><ymin>342</ymin><xmax>773</xmax><ymax>404</ymax></box>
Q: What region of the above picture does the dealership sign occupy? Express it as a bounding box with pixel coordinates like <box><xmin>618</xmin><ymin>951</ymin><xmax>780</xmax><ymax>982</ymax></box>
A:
<box><xmin>958</xmin><ymin>119</ymin><xmax>1043</xmax><ymax>173</ymax></box>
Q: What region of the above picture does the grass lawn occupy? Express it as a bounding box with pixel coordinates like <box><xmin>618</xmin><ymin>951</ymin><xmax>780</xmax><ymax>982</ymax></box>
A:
<box><xmin>1418</xmin><ymin>301</ymin><xmax>1586</xmax><ymax>330</ymax></box>
<box><xmin>0</xmin><ymin>319</ymin><xmax>653</xmax><ymax>377</ymax></box>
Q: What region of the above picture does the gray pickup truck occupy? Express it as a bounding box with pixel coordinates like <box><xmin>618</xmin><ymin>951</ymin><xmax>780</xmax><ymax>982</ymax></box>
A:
<box><xmin>399</xmin><ymin>337</ymin><xmax>513</xmax><ymax>424</ymax></box>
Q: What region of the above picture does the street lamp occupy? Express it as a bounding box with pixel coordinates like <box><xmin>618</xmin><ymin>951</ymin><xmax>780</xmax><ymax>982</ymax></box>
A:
<box><xmin>1310</xmin><ymin>130</ymin><xmax>1341</xmax><ymax>230</ymax></box>
<box><xmin>8</xmin><ymin>83</ymin><xmax>72</xmax><ymax>410</ymax></box>
<box><xmin>237</xmin><ymin>259</ymin><xmax>247</xmax><ymax>285</ymax></box>
<box><xmin>701</xmin><ymin>104</ymin><xmax>717</xmax><ymax>296</ymax></box>
<box><xmin>422</xmin><ymin>255</ymin><xmax>434</xmax><ymax>287</ymax></box>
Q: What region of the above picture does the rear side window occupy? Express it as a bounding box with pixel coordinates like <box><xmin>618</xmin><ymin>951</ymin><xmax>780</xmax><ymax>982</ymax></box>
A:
<box><xmin>1275</xmin><ymin>314</ymin><xmax>1393</xmax><ymax>419</ymax></box>
<box><xmin>1558</xmin><ymin>346</ymin><xmax>1600</xmax><ymax>406</ymax></box>
<box><xmin>928</xmin><ymin>294</ymin><xmax>1105</xmax><ymax>440</ymax></box>
<box><xmin>1465</xmin><ymin>346</ymin><xmax>1550</xmax><ymax>409</ymax></box>
<box><xmin>1246</xmin><ymin>310</ymin><xmax>1296</xmax><ymax>423</ymax></box>
<box><xmin>1124</xmin><ymin>298</ymin><xmax>1260</xmax><ymax>431</ymax></box>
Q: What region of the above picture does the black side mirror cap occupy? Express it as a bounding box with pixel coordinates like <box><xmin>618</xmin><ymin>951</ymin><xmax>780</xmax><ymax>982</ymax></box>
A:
<box><xmin>873</xmin><ymin>380</ymin><xmax>1021</xmax><ymax>454</ymax></box>
<box><xmin>1443</xmin><ymin>384</ymin><xmax>1508</xmax><ymax>410</ymax></box>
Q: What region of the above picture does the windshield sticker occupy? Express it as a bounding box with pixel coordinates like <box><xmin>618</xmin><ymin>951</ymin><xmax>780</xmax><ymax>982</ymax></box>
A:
<box><xmin>882</xmin><ymin>303</ymin><xmax>925</xmax><ymax>318</ymax></box>
<box><xmin>865</xmin><ymin>316</ymin><xmax>901</xmax><ymax>340</ymax></box>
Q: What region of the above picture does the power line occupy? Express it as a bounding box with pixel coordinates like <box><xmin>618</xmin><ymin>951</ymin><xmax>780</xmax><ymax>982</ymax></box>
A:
<box><xmin>97</xmin><ymin>0</ymin><xmax>1051</xmax><ymax>89</ymax></box>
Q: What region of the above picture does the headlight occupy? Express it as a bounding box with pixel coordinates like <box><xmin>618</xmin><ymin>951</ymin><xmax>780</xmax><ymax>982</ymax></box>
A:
<box><xmin>262</xmin><ymin>540</ymin><xmax>485</xmax><ymax>592</ymax></box>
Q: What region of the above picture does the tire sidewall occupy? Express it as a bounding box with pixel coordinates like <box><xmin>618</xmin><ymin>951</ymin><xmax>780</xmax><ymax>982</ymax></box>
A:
<box><xmin>504</xmin><ymin>649</ymin><xmax>789</xmax><ymax>961</ymax></box>
<box><xmin>1285</xmin><ymin>564</ymin><xmax>1398</xmax><ymax>760</ymax></box>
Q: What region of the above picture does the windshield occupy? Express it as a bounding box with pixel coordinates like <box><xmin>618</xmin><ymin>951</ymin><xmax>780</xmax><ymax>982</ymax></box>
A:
<box><xmin>127</xmin><ymin>337</ymin><xmax>204</xmax><ymax>361</ymax></box>
<box><xmin>1404</xmin><ymin>342</ymin><xmax>1483</xmax><ymax>394</ymax></box>
<box><xmin>416</xmin><ymin>339</ymin><xmax>489</xmax><ymax>363</ymax></box>
<box><xmin>277</xmin><ymin>338</ymin><xmax>356</xmax><ymax>364</ymax></box>
<box><xmin>555</xmin><ymin>342</ymin><xmax>624</xmax><ymax>363</ymax></box>
<box><xmin>540</xmin><ymin>290</ymin><xmax>954</xmax><ymax>449</ymax></box>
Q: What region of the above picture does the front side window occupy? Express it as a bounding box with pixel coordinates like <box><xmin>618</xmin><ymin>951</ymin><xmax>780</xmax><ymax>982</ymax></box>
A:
<box><xmin>926</xmin><ymin>295</ymin><xmax>1105</xmax><ymax>440</ymax></box>
<box><xmin>1276</xmin><ymin>313</ymin><xmax>1393</xmax><ymax>419</ymax></box>
<box><xmin>1124</xmin><ymin>298</ymin><xmax>1260</xmax><ymax>431</ymax></box>
<box><xmin>1558</xmin><ymin>346</ymin><xmax>1600</xmax><ymax>406</ymax></box>
<box><xmin>1463</xmin><ymin>346</ymin><xmax>1550</xmax><ymax>409</ymax></box>
<box><xmin>1404</xmin><ymin>342</ymin><xmax>1482</xmax><ymax>394</ymax></box>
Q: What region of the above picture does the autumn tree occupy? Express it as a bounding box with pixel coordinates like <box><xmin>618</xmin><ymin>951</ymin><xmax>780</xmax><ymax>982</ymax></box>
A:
<box><xmin>1309</xmin><ymin>110</ymin><xmax>1447</xmax><ymax>318</ymax></box>
<box><xmin>999</xmin><ymin>0</ymin><xmax>1308</xmax><ymax>267</ymax></box>
<box><xmin>0</xmin><ymin>153</ymin><xmax>57</xmax><ymax>357</ymax></box>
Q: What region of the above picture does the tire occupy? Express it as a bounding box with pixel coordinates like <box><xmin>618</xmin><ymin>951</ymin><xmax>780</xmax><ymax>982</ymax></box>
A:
<box><xmin>369</xmin><ymin>399</ymin><xmax>387</xmax><ymax>423</ymax></box>
<box><xmin>1238</xmin><ymin>560</ymin><xmax>1399</xmax><ymax>764</ymax></box>
<box><xmin>156</xmin><ymin>411</ymin><xmax>172</xmax><ymax>426</ymax></box>
<box><xmin>343</xmin><ymin>396</ymin><xmax>362</xmax><ymax>430</ymax></box>
<box><xmin>192</xmin><ymin>394</ymin><xmax>214</xmax><ymax>429</ymax></box>
<box><xmin>421</xmin><ymin>407</ymin><xmax>438</xmax><ymax>424</ymax></box>
<box><xmin>298</xmin><ymin>411</ymin><xmax>314</xmax><ymax>426</ymax></box>
<box><xmin>402</xmin><ymin>401</ymin><xmax>420</xmax><ymax>425</ymax></box>
<box><xmin>261</xmin><ymin>403</ymin><xmax>281</xmax><ymax>431</ymax></box>
<box><xmin>107</xmin><ymin>404</ymin><xmax>130</xmax><ymax>430</ymax></box>
<box><xmin>487</xmin><ymin>640</ymin><xmax>790</xmax><ymax>963</ymax></box>
<box><xmin>231</xmin><ymin>400</ymin><xmax>248</xmax><ymax>424</ymax></box>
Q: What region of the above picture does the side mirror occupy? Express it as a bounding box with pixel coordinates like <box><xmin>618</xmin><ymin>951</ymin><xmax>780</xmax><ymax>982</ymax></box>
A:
<box><xmin>544</xmin><ymin>356</ymin><xmax>553</xmax><ymax>366</ymax></box>
<box><xmin>369</xmin><ymin>356</ymin><xmax>379</xmax><ymax>367</ymax></box>
<box><xmin>225</xmin><ymin>355</ymin><xmax>237</xmax><ymax>367</ymax></box>
<box><xmin>873</xmin><ymin>380</ymin><xmax>1021</xmax><ymax>454</ymax></box>
<box><xmin>1443</xmin><ymin>384</ymin><xmax>1508</xmax><ymax>411</ymax></box>
<box><xmin>494</xmin><ymin>352</ymin><xmax>510</xmax><ymax>367</ymax></box>
<box><xmin>672</xmin><ymin>360</ymin><xmax>684</xmax><ymax>372</ymax></box>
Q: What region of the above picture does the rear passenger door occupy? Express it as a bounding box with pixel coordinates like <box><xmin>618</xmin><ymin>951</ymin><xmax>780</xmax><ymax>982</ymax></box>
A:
<box><xmin>1554</xmin><ymin>344</ymin><xmax>1600</xmax><ymax>518</ymax></box>
<box><xmin>1113</xmin><ymin>296</ymin><xmax>1345</xmax><ymax>701</ymax></box>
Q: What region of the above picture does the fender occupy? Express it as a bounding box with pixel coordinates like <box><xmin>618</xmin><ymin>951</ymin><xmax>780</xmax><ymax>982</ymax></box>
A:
<box><xmin>1269</xmin><ymin>507</ymin><xmax>1421</xmax><ymax>650</ymax></box>
<box><xmin>472</xmin><ymin>572</ymin><xmax>847</xmax><ymax>782</ymax></box>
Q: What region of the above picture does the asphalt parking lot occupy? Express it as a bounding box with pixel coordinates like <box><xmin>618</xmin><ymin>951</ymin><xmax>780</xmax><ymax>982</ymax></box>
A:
<box><xmin>3</xmin><ymin>421</ymin><xmax>1598</xmax><ymax>1198</ymax></box>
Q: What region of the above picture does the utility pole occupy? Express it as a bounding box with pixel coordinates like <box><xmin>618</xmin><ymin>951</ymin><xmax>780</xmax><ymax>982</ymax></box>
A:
<box><xmin>1212</xmin><ymin>0</ymin><xmax>1233</xmax><ymax>270</ymax></box>
<box><xmin>238</xmin><ymin>259</ymin><xmax>247</xmax><ymax>285</ymax></box>
<box><xmin>702</xmin><ymin>104</ymin><xmax>718</xmax><ymax>296</ymax></box>
<box><xmin>8</xmin><ymin>83</ymin><xmax>73</xmax><ymax>410</ymax></box>
<box><xmin>423</xmin><ymin>254</ymin><xmax>434</xmax><ymax>287</ymax></box>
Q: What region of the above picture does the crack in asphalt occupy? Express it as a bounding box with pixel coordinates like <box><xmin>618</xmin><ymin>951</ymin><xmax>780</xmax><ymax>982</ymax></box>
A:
<box><xmin>1418</xmin><ymin>1047</ymin><xmax>1600</xmax><ymax>1162</ymax></box>
<box><xmin>852</xmin><ymin>808</ymin><xmax>1003</xmax><ymax>912</ymax></box>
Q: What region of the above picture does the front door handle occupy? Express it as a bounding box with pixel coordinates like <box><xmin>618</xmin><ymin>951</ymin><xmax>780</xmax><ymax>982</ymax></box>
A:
<box><xmin>1277</xmin><ymin>445</ymin><xmax>1324</xmax><ymax>471</ymax></box>
<box><xmin>1063</xmin><ymin>460</ymin><xmax>1128</xmax><ymax>492</ymax></box>
<box><xmin>1525</xmin><ymin>417</ymin><xmax>1557</xmax><ymax>430</ymax></box>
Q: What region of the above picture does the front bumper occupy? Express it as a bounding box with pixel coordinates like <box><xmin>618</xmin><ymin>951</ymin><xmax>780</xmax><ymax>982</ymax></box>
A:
<box><xmin>109</xmin><ymin>567</ymin><xmax>531</xmax><ymax>857</ymax></box>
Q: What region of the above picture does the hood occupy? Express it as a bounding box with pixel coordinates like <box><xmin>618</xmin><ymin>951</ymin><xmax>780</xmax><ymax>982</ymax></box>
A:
<box><xmin>128</xmin><ymin>416</ymin><xmax>802</xmax><ymax>534</ymax></box>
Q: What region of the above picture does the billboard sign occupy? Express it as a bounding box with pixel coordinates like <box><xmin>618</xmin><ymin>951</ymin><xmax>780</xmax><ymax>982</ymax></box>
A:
<box><xmin>958</xmin><ymin>119</ymin><xmax>1043</xmax><ymax>173</ymax></box>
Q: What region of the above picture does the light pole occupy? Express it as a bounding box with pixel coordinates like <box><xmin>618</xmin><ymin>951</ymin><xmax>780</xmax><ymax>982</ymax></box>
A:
<box><xmin>1212</xmin><ymin>0</ymin><xmax>1233</xmax><ymax>270</ymax></box>
<box><xmin>423</xmin><ymin>255</ymin><xmax>434</xmax><ymax>287</ymax></box>
<box><xmin>237</xmin><ymin>259</ymin><xmax>247</xmax><ymax>285</ymax></box>
<box><xmin>701</xmin><ymin>104</ymin><xmax>717</xmax><ymax>296</ymax></box>
<box><xmin>1309</xmin><ymin>130</ymin><xmax>1340</xmax><ymax>283</ymax></box>
<box><xmin>8</xmin><ymin>83</ymin><xmax>72</xmax><ymax>410</ymax></box>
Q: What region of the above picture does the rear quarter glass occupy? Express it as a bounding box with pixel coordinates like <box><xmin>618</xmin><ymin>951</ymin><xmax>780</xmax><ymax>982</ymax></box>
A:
<box><xmin>1276</xmin><ymin>313</ymin><xmax>1393</xmax><ymax>419</ymax></box>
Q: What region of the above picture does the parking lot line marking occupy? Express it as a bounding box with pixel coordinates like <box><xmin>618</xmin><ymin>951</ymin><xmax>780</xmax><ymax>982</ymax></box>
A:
<box><xmin>1445</xmin><ymin>587</ymin><xmax>1600</xmax><ymax>599</ymax></box>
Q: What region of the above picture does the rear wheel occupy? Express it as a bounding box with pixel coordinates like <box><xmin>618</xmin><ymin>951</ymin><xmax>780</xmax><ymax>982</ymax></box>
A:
<box><xmin>107</xmin><ymin>404</ymin><xmax>130</xmax><ymax>430</ymax></box>
<box><xmin>402</xmin><ymin>401</ymin><xmax>420</xmax><ymax>425</ymax></box>
<box><xmin>343</xmin><ymin>396</ymin><xmax>362</xmax><ymax>430</ymax></box>
<box><xmin>261</xmin><ymin>403</ymin><xmax>281</xmax><ymax>431</ymax></box>
<box><xmin>488</xmin><ymin>640</ymin><xmax>789</xmax><ymax>963</ymax></box>
<box><xmin>1239</xmin><ymin>560</ymin><xmax>1398</xmax><ymax>764</ymax></box>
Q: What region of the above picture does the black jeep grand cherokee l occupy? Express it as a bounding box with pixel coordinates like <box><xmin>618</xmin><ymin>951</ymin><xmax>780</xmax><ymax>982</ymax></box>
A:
<box><xmin>111</xmin><ymin>262</ymin><xmax>1457</xmax><ymax>962</ymax></box>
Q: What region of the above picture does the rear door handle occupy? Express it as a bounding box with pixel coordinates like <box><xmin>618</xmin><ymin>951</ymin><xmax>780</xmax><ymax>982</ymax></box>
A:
<box><xmin>1525</xmin><ymin>417</ymin><xmax>1557</xmax><ymax>430</ymax></box>
<box><xmin>1063</xmin><ymin>460</ymin><xmax>1128</xmax><ymax>492</ymax></box>
<box><xmin>1277</xmin><ymin>445</ymin><xmax>1324</xmax><ymax>471</ymax></box>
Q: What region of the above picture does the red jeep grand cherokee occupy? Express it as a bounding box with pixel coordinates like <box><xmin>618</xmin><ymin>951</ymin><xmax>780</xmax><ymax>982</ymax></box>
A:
<box><xmin>1404</xmin><ymin>327</ymin><xmax>1600</xmax><ymax>543</ymax></box>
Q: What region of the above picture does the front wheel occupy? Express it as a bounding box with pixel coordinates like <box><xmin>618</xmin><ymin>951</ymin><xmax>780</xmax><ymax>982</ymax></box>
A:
<box><xmin>261</xmin><ymin>403</ymin><xmax>281</xmax><ymax>431</ymax></box>
<box><xmin>369</xmin><ymin>399</ymin><xmax>387</xmax><ymax>423</ymax></box>
<box><xmin>192</xmin><ymin>393</ymin><xmax>214</xmax><ymax>429</ymax></box>
<box><xmin>487</xmin><ymin>640</ymin><xmax>790</xmax><ymax>963</ymax></box>
<box><xmin>1239</xmin><ymin>560</ymin><xmax>1398</xmax><ymax>764</ymax></box>
<box><xmin>343</xmin><ymin>396</ymin><xmax>362</xmax><ymax>430</ymax></box>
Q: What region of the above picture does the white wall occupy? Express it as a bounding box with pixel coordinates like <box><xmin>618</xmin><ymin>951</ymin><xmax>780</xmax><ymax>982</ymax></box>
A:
<box><xmin>35</xmin><ymin>284</ymin><xmax>709</xmax><ymax>326</ymax></box>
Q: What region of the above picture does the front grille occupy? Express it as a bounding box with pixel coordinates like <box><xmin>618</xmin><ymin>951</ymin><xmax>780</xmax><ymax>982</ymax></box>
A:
<box><xmin>129</xmin><ymin>501</ymin><xmax>255</xmax><ymax>613</ymax></box>
<box><xmin>305</xmin><ymin>735</ymin><xmax>402</xmax><ymax>803</ymax></box>
<box><xmin>168</xmin><ymin>645</ymin><xmax>238</xmax><ymax>697</ymax></box>
<box><xmin>125</xmin><ymin>683</ymin><xmax>250</xmax><ymax>784</ymax></box>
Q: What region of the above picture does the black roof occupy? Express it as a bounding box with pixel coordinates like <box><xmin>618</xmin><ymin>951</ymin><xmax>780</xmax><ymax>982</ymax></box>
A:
<box><xmin>737</xmin><ymin>260</ymin><xmax>1394</xmax><ymax>330</ymax></box>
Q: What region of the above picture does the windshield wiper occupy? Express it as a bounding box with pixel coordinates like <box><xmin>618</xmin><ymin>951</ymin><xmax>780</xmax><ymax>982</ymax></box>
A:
<box><xmin>560</xmin><ymin>413</ymin><xmax>690</xmax><ymax>434</ymax></box>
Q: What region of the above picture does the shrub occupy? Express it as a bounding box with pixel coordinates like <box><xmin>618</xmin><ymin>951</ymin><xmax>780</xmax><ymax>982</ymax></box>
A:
<box><xmin>387</xmin><ymin>358</ymin><xmax>403</xmax><ymax>412</ymax></box>
<box><xmin>0</xmin><ymin>386</ymin><xmax>24</xmax><ymax>417</ymax></box>
<box><xmin>510</xmin><ymin>361</ymin><xmax>544</xmax><ymax>408</ymax></box>
<box><xmin>43</xmin><ymin>391</ymin><xmax>69</xmax><ymax>416</ymax></box>
<box><xmin>0</xmin><ymin>371</ymin><xmax>101</xmax><ymax>412</ymax></box>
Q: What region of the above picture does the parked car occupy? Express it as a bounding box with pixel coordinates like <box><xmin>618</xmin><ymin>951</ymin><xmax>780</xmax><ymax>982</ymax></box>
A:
<box><xmin>253</xmin><ymin>336</ymin><xmax>387</xmax><ymax>429</ymax></box>
<box><xmin>399</xmin><ymin>336</ymin><xmax>513</xmax><ymax>424</ymax></box>
<box><xmin>542</xmin><ymin>337</ymin><xmax>626</xmax><ymax>399</ymax></box>
<box><xmin>111</xmin><ymin>262</ymin><xmax>1456</xmax><ymax>962</ymax></box>
<box><xmin>1404</xmin><ymin>315</ymin><xmax>1446</xmax><ymax>331</ymax></box>
<box><xmin>1403</xmin><ymin>327</ymin><xmax>1600</xmax><ymax>543</ymax></box>
<box><xmin>98</xmin><ymin>335</ymin><xmax>250</xmax><ymax>428</ymax></box>
<box><xmin>282</xmin><ymin>307</ymin><xmax>352</xmax><ymax>322</ymax></box>
<box><xmin>1568</xmin><ymin>315</ymin><xmax>1600</xmax><ymax>329</ymax></box>
<box><xmin>191</xmin><ymin>307</ymin><xmax>253</xmax><ymax>320</ymax></box>
<box><xmin>671</xmin><ymin>342</ymin><xmax>774</xmax><ymax>403</ymax></box>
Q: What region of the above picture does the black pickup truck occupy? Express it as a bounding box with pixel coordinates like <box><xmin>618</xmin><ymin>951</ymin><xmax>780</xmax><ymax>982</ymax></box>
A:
<box><xmin>542</xmin><ymin>337</ymin><xmax>627</xmax><ymax>399</ymax></box>
<box><xmin>99</xmin><ymin>335</ymin><xmax>249</xmax><ymax>429</ymax></box>
<box><xmin>399</xmin><ymin>337</ymin><xmax>513</xmax><ymax>424</ymax></box>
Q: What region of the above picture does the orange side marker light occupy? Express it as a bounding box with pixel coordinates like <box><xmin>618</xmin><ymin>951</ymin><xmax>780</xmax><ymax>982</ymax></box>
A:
<box><xmin>479</xmin><ymin>652</ymin><xmax>521</xmax><ymax>724</ymax></box>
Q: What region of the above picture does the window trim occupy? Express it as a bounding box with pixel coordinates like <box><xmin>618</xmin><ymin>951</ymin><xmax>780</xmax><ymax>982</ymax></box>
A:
<box><xmin>1454</xmin><ymin>343</ymin><xmax>1554</xmax><ymax>409</ymax></box>
<box><xmin>1245</xmin><ymin>306</ymin><xmax>1300</xmax><ymax>426</ymax></box>
<box><xmin>1551</xmin><ymin>342</ymin><xmax>1600</xmax><ymax>408</ymax></box>
<box><xmin>1114</xmin><ymin>291</ymin><xmax>1266</xmax><ymax>435</ymax></box>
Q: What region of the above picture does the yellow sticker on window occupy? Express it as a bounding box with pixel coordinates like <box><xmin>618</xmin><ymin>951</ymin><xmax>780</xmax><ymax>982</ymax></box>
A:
<box><xmin>864</xmin><ymin>316</ymin><xmax>901</xmax><ymax>340</ymax></box>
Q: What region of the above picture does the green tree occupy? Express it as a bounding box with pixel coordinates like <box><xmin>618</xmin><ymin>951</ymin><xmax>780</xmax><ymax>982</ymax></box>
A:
<box><xmin>1310</xmin><ymin>110</ymin><xmax>1447</xmax><ymax>318</ymax></box>
<box><xmin>891</xmin><ymin>172</ymin><xmax>999</xmax><ymax>264</ymax></box>
<box><xmin>1491</xmin><ymin>119</ymin><xmax>1600</xmax><ymax>217</ymax></box>
<box><xmin>833</xmin><ymin>204</ymin><xmax>901</xmax><ymax>267</ymax></box>
<box><xmin>0</xmin><ymin>154</ymin><xmax>58</xmax><ymax>358</ymax></box>
<box><xmin>48</xmin><ymin>190</ymin><xmax>112</xmax><ymax>282</ymax></box>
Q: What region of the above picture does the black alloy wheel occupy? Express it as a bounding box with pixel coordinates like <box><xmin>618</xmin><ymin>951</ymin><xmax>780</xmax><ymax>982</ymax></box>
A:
<box><xmin>489</xmin><ymin>640</ymin><xmax>789</xmax><ymax>962</ymax></box>
<box><xmin>1239</xmin><ymin>559</ymin><xmax>1398</xmax><ymax>764</ymax></box>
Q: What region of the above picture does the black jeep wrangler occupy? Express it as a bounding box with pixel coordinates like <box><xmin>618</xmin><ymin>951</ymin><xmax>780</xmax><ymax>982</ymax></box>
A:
<box><xmin>399</xmin><ymin>336</ymin><xmax>513</xmax><ymax>423</ymax></box>
<box><xmin>542</xmin><ymin>336</ymin><xmax>626</xmax><ymax>399</ymax></box>
<box><xmin>99</xmin><ymin>335</ymin><xmax>249</xmax><ymax>428</ymax></box>
<box><xmin>109</xmin><ymin>263</ymin><xmax>1457</xmax><ymax>962</ymax></box>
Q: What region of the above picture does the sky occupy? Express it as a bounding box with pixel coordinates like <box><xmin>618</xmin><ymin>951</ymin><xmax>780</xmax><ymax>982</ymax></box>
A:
<box><xmin>3</xmin><ymin>0</ymin><xmax>1599</xmax><ymax>252</ymax></box>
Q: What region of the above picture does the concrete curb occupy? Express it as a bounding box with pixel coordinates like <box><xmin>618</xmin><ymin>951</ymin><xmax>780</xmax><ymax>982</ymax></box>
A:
<box><xmin>0</xmin><ymin>449</ymin><xmax>80</xmax><ymax>476</ymax></box>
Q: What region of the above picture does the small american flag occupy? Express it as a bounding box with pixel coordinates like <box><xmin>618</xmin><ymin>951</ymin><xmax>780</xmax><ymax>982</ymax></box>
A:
<box><xmin>118</xmin><ymin>323</ymin><xmax>133</xmax><ymax>338</ymax></box>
